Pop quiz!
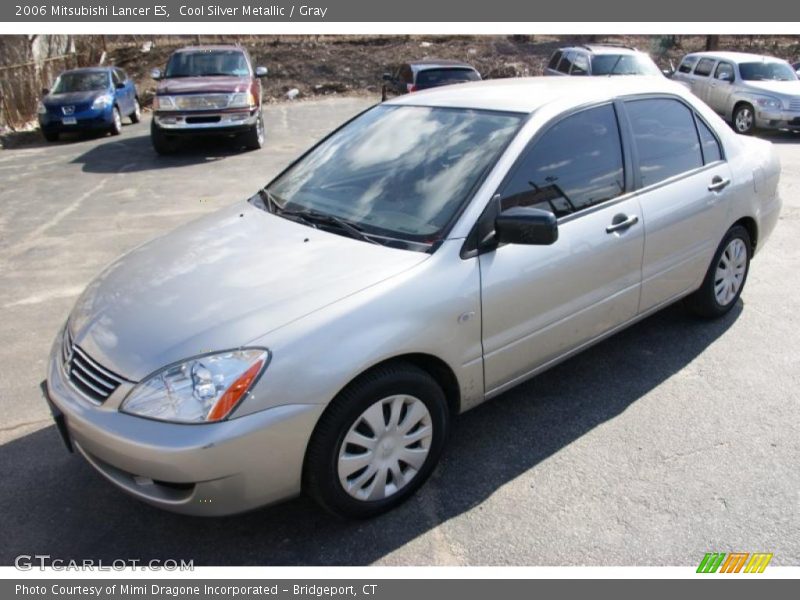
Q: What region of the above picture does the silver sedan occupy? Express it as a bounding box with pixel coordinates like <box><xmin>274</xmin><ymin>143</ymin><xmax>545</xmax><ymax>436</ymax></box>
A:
<box><xmin>44</xmin><ymin>76</ymin><xmax>782</xmax><ymax>518</ymax></box>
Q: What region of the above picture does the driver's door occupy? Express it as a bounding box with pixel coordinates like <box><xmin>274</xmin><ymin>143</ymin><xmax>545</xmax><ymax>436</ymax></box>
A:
<box><xmin>479</xmin><ymin>103</ymin><xmax>644</xmax><ymax>394</ymax></box>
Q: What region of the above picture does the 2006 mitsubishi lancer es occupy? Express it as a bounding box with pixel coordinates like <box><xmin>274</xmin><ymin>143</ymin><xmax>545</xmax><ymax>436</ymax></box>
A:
<box><xmin>43</xmin><ymin>77</ymin><xmax>781</xmax><ymax>518</ymax></box>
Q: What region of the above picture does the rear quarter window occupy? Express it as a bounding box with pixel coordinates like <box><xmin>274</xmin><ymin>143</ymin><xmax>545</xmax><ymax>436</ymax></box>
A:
<box><xmin>693</xmin><ymin>58</ymin><xmax>716</xmax><ymax>77</ymax></box>
<box><xmin>678</xmin><ymin>56</ymin><xmax>698</xmax><ymax>73</ymax></box>
<box><xmin>548</xmin><ymin>51</ymin><xmax>564</xmax><ymax>70</ymax></box>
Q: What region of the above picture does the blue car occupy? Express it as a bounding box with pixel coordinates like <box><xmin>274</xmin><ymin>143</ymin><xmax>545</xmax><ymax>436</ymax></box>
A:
<box><xmin>38</xmin><ymin>67</ymin><xmax>141</xmax><ymax>141</ymax></box>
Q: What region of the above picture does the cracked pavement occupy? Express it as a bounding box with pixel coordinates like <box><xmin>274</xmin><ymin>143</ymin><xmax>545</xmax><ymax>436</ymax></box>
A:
<box><xmin>0</xmin><ymin>97</ymin><xmax>798</xmax><ymax>566</ymax></box>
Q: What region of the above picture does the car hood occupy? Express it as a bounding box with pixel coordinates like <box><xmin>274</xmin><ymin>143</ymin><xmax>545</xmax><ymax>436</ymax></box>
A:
<box><xmin>68</xmin><ymin>201</ymin><xmax>429</xmax><ymax>381</ymax></box>
<box><xmin>157</xmin><ymin>76</ymin><xmax>251</xmax><ymax>95</ymax></box>
<box><xmin>45</xmin><ymin>90</ymin><xmax>106</xmax><ymax>106</ymax></box>
<box><xmin>743</xmin><ymin>80</ymin><xmax>800</xmax><ymax>97</ymax></box>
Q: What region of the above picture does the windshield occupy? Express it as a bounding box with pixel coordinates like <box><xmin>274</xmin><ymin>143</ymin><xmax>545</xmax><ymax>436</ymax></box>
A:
<box><xmin>416</xmin><ymin>68</ymin><xmax>480</xmax><ymax>87</ymax></box>
<box><xmin>739</xmin><ymin>61</ymin><xmax>797</xmax><ymax>81</ymax></box>
<box><xmin>165</xmin><ymin>50</ymin><xmax>250</xmax><ymax>78</ymax></box>
<box><xmin>265</xmin><ymin>105</ymin><xmax>523</xmax><ymax>245</ymax></box>
<box><xmin>591</xmin><ymin>54</ymin><xmax>661</xmax><ymax>76</ymax></box>
<box><xmin>51</xmin><ymin>72</ymin><xmax>109</xmax><ymax>93</ymax></box>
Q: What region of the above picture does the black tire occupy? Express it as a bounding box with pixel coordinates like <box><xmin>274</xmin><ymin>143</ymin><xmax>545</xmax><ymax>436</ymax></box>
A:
<box><xmin>685</xmin><ymin>225</ymin><xmax>751</xmax><ymax>318</ymax></box>
<box><xmin>304</xmin><ymin>362</ymin><xmax>450</xmax><ymax>519</ymax></box>
<box><xmin>732</xmin><ymin>103</ymin><xmax>756</xmax><ymax>136</ymax></box>
<box><xmin>109</xmin><ymin>106</ymin><xmax>122</xmax><ymax>136</ymax></box>
<box><xmin>130</xmin><ymin>98</ymin><xmax>141</xmax><ymax>124</ymax></box>
<box><xmin>242</xmin><ymin>113</ymin><xmax>265</xmax><ymax>150</ymax></box>
<box><xmin>42</xmin><ymin>130</ymin><xmax>59</xmax><ymax>142</ymax></box>
<box><xmin>151</xmin><ymin>122</ymin><xmax>178</xmax><ymax>155</ymax></box>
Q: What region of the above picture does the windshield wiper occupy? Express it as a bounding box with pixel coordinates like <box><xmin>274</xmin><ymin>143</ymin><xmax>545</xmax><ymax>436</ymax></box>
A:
<box><xmin>257</xmin><ymin>189</ymin><xmax>379</xmax><ymax>245</ymax></box>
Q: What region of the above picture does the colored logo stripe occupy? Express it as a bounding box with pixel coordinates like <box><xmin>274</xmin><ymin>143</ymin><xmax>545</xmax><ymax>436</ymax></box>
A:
<box><xmin>697</xmin><ymin>552</ymin><xmax>773</xmax><ymax>573</ymax></box>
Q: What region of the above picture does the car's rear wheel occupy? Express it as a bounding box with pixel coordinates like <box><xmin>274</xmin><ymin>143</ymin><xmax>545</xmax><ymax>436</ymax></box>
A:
<box><xmin>42</xmin><ymin>130</ymin><xmax>59</xmax><ymax>142</ymax></box>
<box><xmin>242</xmin><ymin>113</ymin><xmax>265</xmax><ymax>151</ymax></box>
<box><xmin>130</xmin><ymin>99</ymin><xmax>141</xmax><ymax>124</ymax></box>
<box><xmin>151</xmin><ymin>122</ymin><xmax>178</xmax><ymax>155</ymax></box>
<box><xmin>685</xmin><ymin>225</ymin><xmax>751</xmax><ymax>318</ymax></box>
<box><xmin>109</xmin><ymin>106</ymin><xmax>122</xmax><ymax>136</ymax></box>
<box><xmin>733</xmin><ymin>104</ymin><xmax>756</xmax><ymax>135</ymax></box>
<box><xmin>304</xmin><ymin>362</ymin><xmax>450</xmax><ymax>518</ymax></box>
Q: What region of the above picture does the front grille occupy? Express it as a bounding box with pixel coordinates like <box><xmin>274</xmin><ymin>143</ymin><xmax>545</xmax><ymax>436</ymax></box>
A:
<box><xmin>174</xmin><ymin>94</ymin><xmax>231</xmax><ymax>110</ymax></box>
<box><xmin>62</xmin><ymin>330</ymin><xmax>126</xmax><ymax>403</ymax></box>
<box><xmin>789</xmin><ymin>99</ymin><xmax>800</xmax><ymax>112</ymax></box>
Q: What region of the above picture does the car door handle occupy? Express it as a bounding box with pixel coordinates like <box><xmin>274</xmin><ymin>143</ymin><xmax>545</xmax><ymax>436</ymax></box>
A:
<box><xmin>708</xmin><ymin>176</ymin><xmax>731</xmax><ymax>192</ymax></box>
<box><xmin>606</xmin><ymin>214</ymin><xmax>639</xmax><ymax>234</ymax></box>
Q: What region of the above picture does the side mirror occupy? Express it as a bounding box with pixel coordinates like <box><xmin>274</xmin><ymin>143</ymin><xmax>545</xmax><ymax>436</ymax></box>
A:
<box><xmin>382</xmin><ymin>72</ymin><xmax>393</xmax><ymax>82</ymax></box>
<box><xmin>150</xmin><ymin>68</ymin><xmax>162</xmax><ymax>80</ymax></box>
<box><xmin>115</xmin><ymin>81</ymin><xmax>125</xmax><ymax>89</ymax></box>
<box><xmin>495</xmin><ymin>207</ymin><xmax>558</xmax><ymax>246</ymax></box>
<box><xmin>255</xmin><ymin>66</ymin><xmax>268</xmax><ymax>78</ymax></box>
<box><xmin>41</xmin><ymin>87</ymin><xmax>50</xmax><ymax>96</ymax></box>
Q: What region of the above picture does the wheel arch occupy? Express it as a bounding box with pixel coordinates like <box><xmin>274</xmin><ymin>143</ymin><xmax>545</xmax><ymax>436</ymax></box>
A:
<box><xmin>732</xmin><ymin>215</ymin><xmax>758</xmax><ymax>253</ymax></box>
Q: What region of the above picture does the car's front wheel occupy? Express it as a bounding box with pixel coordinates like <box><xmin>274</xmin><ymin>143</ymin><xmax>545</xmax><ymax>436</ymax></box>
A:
<box><xmin>242</xmin><ymin>113</ymin><xmax>265</xmax><ymax>150</ymax></box>
<box><xmin>304</xmin><ymin>362</ymin><xmax>450</xmax><ymax>518</ymax></box>
<box><xmin>130</xmin><ymin>99</ymin><xmax>141</xmax><ymax>124</ymax></box>
<box><xmin>733</xmin><ymin>103</ymin><xmax>756</xmax><ymax>135</ymax></box>
<box><xmin>685</xmin><ymin>225</ymin><xmax>751</xmax><ymax>318</ymax></box>
<box><xmin>109</xmin><ymin>106</ymin><xmax>122</xmax><ymax>136</ymax></box>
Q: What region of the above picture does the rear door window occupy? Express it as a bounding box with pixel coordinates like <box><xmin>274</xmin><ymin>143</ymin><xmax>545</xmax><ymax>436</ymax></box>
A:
<box><xmin>557</xmin><ymin>52</ymin><xmax>574</xmax><ymax>74</ymax></box>
<box><xmin>548</xmin><ymin>51</ymin><xmax>564</xmax><ymax>70</ymax></box>
<box><xmin>625</xmin><ymin>98</ymin><xmax>704</xmax><ymax>187</ymax></box>
<box><xmin>693</xmin><ymin>58</ymin><xmax>716</xmax><ymax>77</ymax></box>
<box><xmin>571</xmin><ymin>53</ymin><xmax>589</xmax><ymax>75</ymax></box>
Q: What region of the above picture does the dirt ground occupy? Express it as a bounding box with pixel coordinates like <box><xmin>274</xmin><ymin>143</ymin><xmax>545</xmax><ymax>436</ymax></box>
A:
<box><xmin>110</xmin><ymin>34</ymin><xmax>800</xmax><ymax>105</ymax></box>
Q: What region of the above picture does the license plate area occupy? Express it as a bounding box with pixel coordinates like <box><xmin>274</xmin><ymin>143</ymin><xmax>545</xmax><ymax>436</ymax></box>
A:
<box><xmin>40</xmin><ymin>381</ymin><xmax>73</xmax><ymax>453</ymax></box>
<box><xmin>62</xmin><ymin>116</ymin><xmax>77</xmax><ymax>125</ymax></box>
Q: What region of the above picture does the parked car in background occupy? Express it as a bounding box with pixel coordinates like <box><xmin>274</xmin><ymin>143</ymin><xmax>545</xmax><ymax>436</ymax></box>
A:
<box><xmin>382</xmin><ymin>60</ymin><xmax>480</xmax><ymax>99</ymax></box>
<box><xmin>44</xmin><ymin>76</ymin><xmax>781</xmax><ymax>519</ymax></box>
<box><xmin>544</xmin><ymin>44</ymin><xmax>662</xmax><ymax>77</ymax></box>
<box><xmin>150</xmin><ymin>45</ymin><xmax>268</xmax><ymax>154</ymax></box>
<box><xmin>38</xmin><ymin>67</ymin><xmax>140</xmax><ymax>142</ymax></box>
<box><xmin>793</xmin><ymin>62</ymin><xmax>800</xmax><ymax>76</ymax></box>
<box><xmin>672</xmin><ymin>51</ymin><xmax>800</xmax><ymax>135</ymax></box>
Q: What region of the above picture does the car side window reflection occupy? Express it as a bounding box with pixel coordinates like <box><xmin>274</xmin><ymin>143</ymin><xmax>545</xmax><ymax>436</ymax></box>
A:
<box><xmin>625</xmin><ymin>98</ymin><xmax>704</xmax><ymax>187</ymax></box>
<box><xmin>497</xmin><ymin>104</ymin><xmax>625</xmax><ymax>218</ymax></box>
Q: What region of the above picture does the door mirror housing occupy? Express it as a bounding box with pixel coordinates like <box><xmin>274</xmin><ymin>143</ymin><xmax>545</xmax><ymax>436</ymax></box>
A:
<box><xmin>150</xmin><ymin>68</ymin><xmax>162</xmax><ymax>80</ymax></box>
<box><xmin>255</xmin><ymin>66</ymin><xmax>268</xmax><ymax>78</ymax></box>
<box><xmin>115</xmin><ymin>81</ymin><xmax>125</xmax><ymax>89</ymax></box>
<box><xmin>41</xmin><ymin>87</ymin><xmax>50</xmax><ymax>96</ymax></box>
<box><xmin>495</xmin><ymin>206</ymin><xmax>559</xmax><ymax>246</ymax></box>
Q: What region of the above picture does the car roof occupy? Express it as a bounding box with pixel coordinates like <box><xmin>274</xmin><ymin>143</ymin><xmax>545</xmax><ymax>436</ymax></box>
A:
<box><xmin>385</xmin><ymin>76</ymin><xmax>686</xmax><ymax>114</ymax></box>
<box><xmin>684</xmin><ymin>51</ymin><xmax>786</xmax><ymax>64</ymax></box>
<box><xmin>560</xmin><ymin>44</ymin><xmax>642</xmax><ymax>55</ymax></box>
<box><xmin>173</xmin><ymin>45</ymin><xmax>246</xmax><ymax>54</ymax></box>
<box><xmin>408</xmin><ymin>59</ymin><xmax>477</xmax><ymax>71</ymax></box>
<box><xmin>59</xmin><ymin>67</ymin><xmax>112</xmax><ymax>74</ymax></box>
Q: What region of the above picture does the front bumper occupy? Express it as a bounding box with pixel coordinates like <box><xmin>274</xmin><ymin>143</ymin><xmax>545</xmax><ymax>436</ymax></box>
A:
<box><xmin>44</xmin><ymin>328</ymin><xmax>324</xmax><ymax>516</ymax></box>
<box><xmin>39</xmin><ymin>106</ymin><xmax>114</xmax><ymax>133</ymax></box>
<box><xmin>153</xmin><ymin>109</ymin><xmax>258</xmax><ymax>135</ymax></box>
<box><xmin>755</xmin><ymin>108</ymin><xmax>800</xmax><ymax>130</ymax></box>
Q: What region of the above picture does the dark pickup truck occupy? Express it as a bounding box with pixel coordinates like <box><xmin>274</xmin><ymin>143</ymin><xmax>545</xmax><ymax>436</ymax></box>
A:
<box><xmin>150</xmin><ymin>45</ymin><xmax>268</xmax><ymax>154</ymax></box>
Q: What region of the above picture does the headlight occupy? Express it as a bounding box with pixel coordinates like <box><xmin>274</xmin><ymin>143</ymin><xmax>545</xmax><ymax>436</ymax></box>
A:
<box><xmin>37</xmin><ymin>101</ymin><xmax>47</xmax><ymax>115</ymax></box>
<box><xmin>153</xmin><ymin>95</ymin><xmax>177</xmax><ymax>111</ymax></box>
<box><xmin>755</xmin><ymin>97</ymin><xmax>783</xmax><ymax>110</ymax></box>
<box><xmin>229</xmin><ymin>91</ymin><xmax>256</xmax><ymax>108</ymax></box>
<box><xmin>121</xmin><ymin>349</ymin><xmax>269</xmax><ymax>423</ymax></box>
<box><xmin>92</xmin><ymin>94</ymin><xmax>113</xmax><ymax>109</ymax></box>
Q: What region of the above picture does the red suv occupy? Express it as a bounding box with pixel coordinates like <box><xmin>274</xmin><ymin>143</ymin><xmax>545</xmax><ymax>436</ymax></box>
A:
<box><xmin>150</xmin><ymin>45</ymin><xmax>268</xmax><ymax>154</ymax></box>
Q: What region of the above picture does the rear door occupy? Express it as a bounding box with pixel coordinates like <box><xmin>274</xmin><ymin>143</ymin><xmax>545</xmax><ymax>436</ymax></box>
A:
<box><xmin>621</xmin><ymin>96</ymin><xmax>733</xmax><ymax>312</ymax></box>
<box><xmin>479</xmin><ymin>103</ymin><xmax>644</xmax><ymax>393</ymax></box>
<box><xmin>689</xmin><ymin>57</ymin><xmax>717</xmax><ymax>102</ymax></box>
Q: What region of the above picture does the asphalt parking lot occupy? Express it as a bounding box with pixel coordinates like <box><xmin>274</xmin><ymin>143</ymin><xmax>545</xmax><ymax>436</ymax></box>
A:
<box><xmin>0</xmin><ymin>97</ymin><xmax>798</xmax><ymax>566</ymax></box>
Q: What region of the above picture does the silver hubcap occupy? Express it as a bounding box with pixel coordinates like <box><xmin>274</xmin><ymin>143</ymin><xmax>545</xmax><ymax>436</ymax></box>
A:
<box><xmin>113</xmin><ymin>109</ymin><xmax>121</xmax><ymax>131</ymax></box>
<box><xmin>715</xmin><ymin>238</ymin><xmax>747</xmax><ymax>306</ymax></box>
<box><xmin>337</xmin><ymin>395</ymin><xmax>433</xmax><ymax>501</ymax></box>
<box><xmin>735</xmin><ymin>108</ymin><xmax>753</xmax><ymax>132</ymax></box>
<box><xmin>134</xmin><ymin>100</ymin><xmax>141</xmax><ymax>119</ymax></box>
<box><xmin>256</xmin><ymin>117</ymin><xmax>264</xmax><ymax>145</ymax></box>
